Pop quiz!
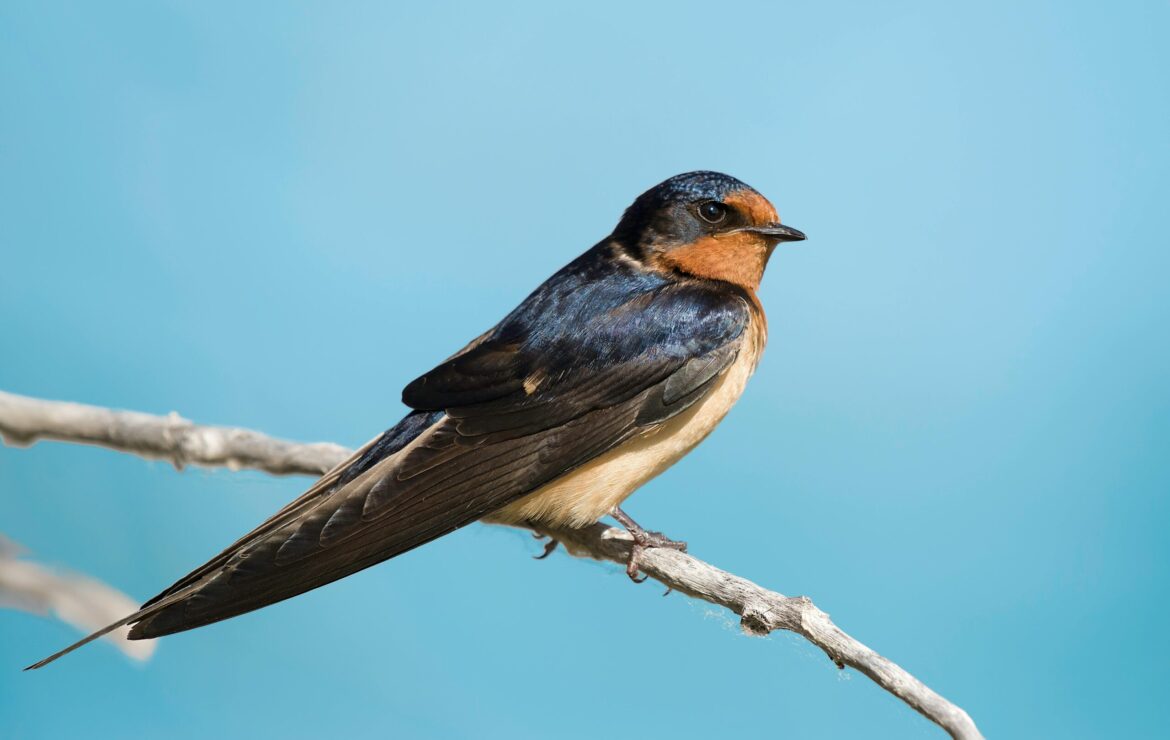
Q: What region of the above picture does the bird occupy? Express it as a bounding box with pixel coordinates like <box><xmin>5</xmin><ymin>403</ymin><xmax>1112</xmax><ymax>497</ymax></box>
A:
<box><xmin>27</xmin><ymin>170</ymin><xmax>805</xmax><ymax>669</ymax></box>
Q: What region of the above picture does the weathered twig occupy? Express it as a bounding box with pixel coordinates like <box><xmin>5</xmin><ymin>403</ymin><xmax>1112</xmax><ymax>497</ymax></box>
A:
<box><xmin>0</xmin><ymin>389</ymin><xmax>981</xmax><ymax>739</ymax></box>
<box><xmin>0</xmin><ymin>391</ymin><xmax>347</xmax><ymax>476</ymax></box>
<box><xmin>0</xmin><ymin>535</ymin><xmax>156</xmax><ymax>662</ymax></box>
<box><xmin>538</xmin><ymin>523</ymin><xmax>979</xmax><ymax>738</ymax></box>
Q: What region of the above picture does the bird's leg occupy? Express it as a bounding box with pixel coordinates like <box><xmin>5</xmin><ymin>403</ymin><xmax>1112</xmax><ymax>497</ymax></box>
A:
<box><xmin>609</xmin><ymin>506</ymin><xmax>687</xmax><ymax>583</ymax></box>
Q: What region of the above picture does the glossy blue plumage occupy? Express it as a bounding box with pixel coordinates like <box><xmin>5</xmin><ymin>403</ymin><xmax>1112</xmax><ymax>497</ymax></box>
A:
<box><xmin>344</xmin><ymin>172</ymin><xmax>765</xmax><ymax>518</ymax></box>
<box><xmin>336</xmin><ymin>173</ymin><xmax>761</xmax><ymax>514</ymax></box>
<box><xmin>26</xmin><ymin>171</ymin><xmax>776</xmax><ymax>664</ymax></box>
<box><xmin>406</xmin><ymin>243</ymin><xmax>746</xmax><ymax>403</ymax></box>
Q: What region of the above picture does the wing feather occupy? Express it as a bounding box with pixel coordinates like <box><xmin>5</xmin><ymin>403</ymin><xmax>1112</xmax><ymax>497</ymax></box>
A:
<box><xmin>29</xmin><ymin>251</ymin><xmax>754</xmax><ymax>667</ymax></box>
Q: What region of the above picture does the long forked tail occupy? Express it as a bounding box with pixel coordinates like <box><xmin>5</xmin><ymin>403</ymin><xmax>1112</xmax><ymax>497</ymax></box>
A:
<box><xmin>23</xmin><ymin>423</ymin><xmax>404</xmax><ymax>670</ymax></box>
<box><xmin>24</xmin><ymin>585</ymin><xmax>200</xmax><ymax>670</ymax></box>
<box><xmin>25</xmin><ymin>616</ymin><xmax>140</xmax><ymax>671</ymax></box>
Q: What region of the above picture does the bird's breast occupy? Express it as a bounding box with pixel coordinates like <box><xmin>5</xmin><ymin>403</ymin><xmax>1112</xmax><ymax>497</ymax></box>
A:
<box><xmin>487</xmin><ymin>310</ymin><xmax>767</xmax><ymax>529</ymax></box>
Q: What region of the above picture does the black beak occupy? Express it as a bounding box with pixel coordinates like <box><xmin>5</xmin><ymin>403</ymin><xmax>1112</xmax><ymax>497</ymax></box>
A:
<box><xmin>748</xmin><ymin>223</ymin><xmax>806</xmax><ymax>242</ymax></box>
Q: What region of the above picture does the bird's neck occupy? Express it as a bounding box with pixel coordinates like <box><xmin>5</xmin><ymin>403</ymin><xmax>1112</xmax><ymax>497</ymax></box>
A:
<box><xmin>652</xmin><ymin>232</ymin><xmax>774</xmax><ymax>293</ymax></box>
<box><xmin>608</xmin><ymin>237</ymin><xmax>770</xmax><ymax>340</ymax></box>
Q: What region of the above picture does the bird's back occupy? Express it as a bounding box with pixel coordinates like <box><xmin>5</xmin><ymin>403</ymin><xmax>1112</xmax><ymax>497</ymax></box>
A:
<box><xmin>127</xmin><ymin>243</ymin><xmax>755</xmax><ymax>639</ymax></box>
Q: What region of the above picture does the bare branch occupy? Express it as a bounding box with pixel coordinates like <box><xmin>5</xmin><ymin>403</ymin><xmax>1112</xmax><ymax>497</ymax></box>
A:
<box><xmin>0</xmin><ymin>536</ymin><xmax>156</xmax><ymax>662</ymax></box>
<box><xmin>0</xmin><ymin>390</ymin><xmax>981</xmax><ymax>739</ymax></box>
<box><xmin>0</xmin><ymin>391</ymin><xmax>347</xmax><ymax>476</ymax></box>
<box><xmin>536</xmin><ymin>523</ymin><xmax>981</xmax><ymax>739</ymax></box>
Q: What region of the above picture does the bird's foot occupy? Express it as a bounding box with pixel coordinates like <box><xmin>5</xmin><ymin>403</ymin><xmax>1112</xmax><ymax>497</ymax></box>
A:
<box><xmin>610</xmin><ymin>506</ymin><xmax>687</xmax><ymax>583</ymax></box>
<box><xmin>626</xmin><ymin>534</ymin><xmax>687</xmax><ymax>583</ymax></box>
<box><xmin>532</xmin><ymin>532</ymin><xmax>559</xmax><ymax>560</ymax></box>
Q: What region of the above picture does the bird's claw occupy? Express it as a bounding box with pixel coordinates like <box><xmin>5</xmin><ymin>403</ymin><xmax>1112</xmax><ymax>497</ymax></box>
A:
<box><xmin>532</xmin><ymin>532</ymin><xmax>559</xmax><ymax>560</ymax></box>
<box><xmin>624</xmin><ymin>535</ymin><xmax>686</xmax><ymax>582</ymax></box>
<box><xmin>610</xmin><ymin>506</ymin><xmax>686</xmax><ymax>584</ymax></box>
<box><xmin>626</xmin><ymin>553</ymin><xmax>649</xmax><ymax>583</ymax></box>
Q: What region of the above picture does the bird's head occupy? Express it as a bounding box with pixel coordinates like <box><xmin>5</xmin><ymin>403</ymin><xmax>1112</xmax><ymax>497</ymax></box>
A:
<box><xmin>611</xmin><ymin>171</ymin><xmax>805</xmax><ymax>291</ymax></box>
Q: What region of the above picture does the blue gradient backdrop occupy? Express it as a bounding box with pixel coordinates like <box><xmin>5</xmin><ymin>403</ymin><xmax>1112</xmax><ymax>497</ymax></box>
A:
<box><xmin>2</xmin><ymin>2</ymin><xmax>1167</xmax><ymax>738</ymax></box>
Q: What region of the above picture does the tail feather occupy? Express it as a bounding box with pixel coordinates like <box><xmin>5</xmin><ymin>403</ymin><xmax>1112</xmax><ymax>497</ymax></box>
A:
<box><xmin>23</xmin><ymin>584</ymin><xmax>201</xmax><ymax>670</ymax></box>
<box><xmin>24</xmin><ymin>418</ymin><xmax>429</xmax><ymax>670</ymax></box>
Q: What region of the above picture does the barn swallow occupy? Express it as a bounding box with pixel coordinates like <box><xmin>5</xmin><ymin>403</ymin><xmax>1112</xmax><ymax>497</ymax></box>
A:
<box><xmin>27</xmin><ymin>170</ymin><xmax>804</xmax><ymax>669</ymax></box>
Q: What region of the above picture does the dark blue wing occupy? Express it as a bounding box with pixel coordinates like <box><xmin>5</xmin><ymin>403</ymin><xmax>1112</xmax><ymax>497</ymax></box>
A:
<box><xmin>402</xmin><ymin>245</ymin><xmax>748</xmax><ymax>438</ymax></box>
<box><xmin>112</xmin><ymin>246</ymin><xmax>750</xmax><ymax>642</ymax></box>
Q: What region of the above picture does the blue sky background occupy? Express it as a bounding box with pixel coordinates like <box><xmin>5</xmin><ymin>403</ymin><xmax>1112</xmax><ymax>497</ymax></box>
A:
<box><xmin>2</xmin><ymin>2</ymin><xmax>1167</xmax><ymax>738</ymax></box>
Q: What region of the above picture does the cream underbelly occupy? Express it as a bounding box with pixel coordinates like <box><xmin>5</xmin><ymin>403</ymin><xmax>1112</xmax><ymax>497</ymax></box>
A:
<box><xmin>486</xmin><ymin>322</ymin><xmax>765</xmax><ymax>529</ymax></box>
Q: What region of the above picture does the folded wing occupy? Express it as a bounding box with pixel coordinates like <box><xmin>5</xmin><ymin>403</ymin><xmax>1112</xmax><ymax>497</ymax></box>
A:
<box><xmin>28</xmin><ymin>258</ymin><xmax>749</xmax><ymax>668</ymax></box>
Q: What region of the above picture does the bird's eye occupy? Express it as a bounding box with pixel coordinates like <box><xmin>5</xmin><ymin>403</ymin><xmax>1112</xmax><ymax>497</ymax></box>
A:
<box><xmin>698</xmin><ymin>201</ymin><xmax>728</xmax><ymax>224</ymax></box>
